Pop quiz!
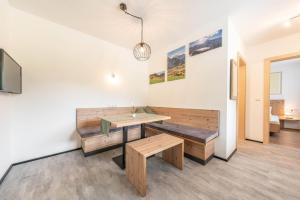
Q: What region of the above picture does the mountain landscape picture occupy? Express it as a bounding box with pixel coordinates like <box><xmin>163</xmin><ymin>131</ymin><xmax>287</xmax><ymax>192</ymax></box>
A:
<box><xmin>149</xmin><ymin>71</ymin><xmax>165</xmax><ymax>84</ymax></box>
<box><xmin>167</xmin><ymin>46</ymin><xmax>186</xmax><ymax>81</ymax></box>
<box><xmin>189</xmin><ymin>29</ymin><xmax>222</xmax><ymax>56</ymax></box>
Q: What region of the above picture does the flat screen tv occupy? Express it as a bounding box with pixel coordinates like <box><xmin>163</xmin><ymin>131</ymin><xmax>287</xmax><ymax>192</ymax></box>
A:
<box><xmin>0</xmin><ymin>49</ymin><xmax>22</xmax><ymax>94</ymax></box>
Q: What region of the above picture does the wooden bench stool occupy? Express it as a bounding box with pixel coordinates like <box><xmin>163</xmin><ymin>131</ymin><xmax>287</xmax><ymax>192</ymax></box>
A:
<box><xmin>125</xmin><ymin>133</ymin><xmax>184</xmax><ymax>197</ymax></box>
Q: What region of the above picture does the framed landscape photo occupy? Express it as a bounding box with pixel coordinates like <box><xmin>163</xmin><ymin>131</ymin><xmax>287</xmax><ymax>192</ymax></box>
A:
<box><xmin>189</xmin><ymin>29</ymin><xmax>222</xmax><ymax>56</ymax></box>
<box><xmin>149</xmin><ymin>71</ymin><xmax>165</xmax><ymax>84</ymax></box>
<box><xmin>167</xmin><ymin>46</ymin><xmax>186</xmax><ymax>81</ymax></box>
<box><xmin>230</xmin><ymin>59</ymin><xmax>238</xmax><ymax>100</ymax></box>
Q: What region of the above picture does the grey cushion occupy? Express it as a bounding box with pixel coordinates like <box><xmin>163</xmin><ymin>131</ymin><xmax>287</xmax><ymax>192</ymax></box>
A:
<box><xmin>146</xmin><ymin>122</ymin><xmax>218</xmax><ymax>143</ymax></box>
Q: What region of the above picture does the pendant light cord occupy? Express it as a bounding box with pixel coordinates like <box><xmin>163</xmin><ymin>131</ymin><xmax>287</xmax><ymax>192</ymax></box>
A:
<box><xmin>119</xmin><ymin>3</ymin><xmax>151</xmax><ymax>61</ymax></box>
<box><xmin>122</xmin><ymin>10</ymin><xmax>144</xmax><ymax>43</ymax></box>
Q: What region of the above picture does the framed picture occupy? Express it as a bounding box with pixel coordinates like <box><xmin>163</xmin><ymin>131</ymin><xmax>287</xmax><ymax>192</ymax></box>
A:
<box><xmin>149</xmin><ymin>71</ymin><xmax>165</xmax><ymax>84</ymax></box>
<box><xmin>270</xmin><ymin>72</ymin><xmax>282</xmax><ymax>95</ymax></box>
<box><xmin>167</xmin><ymin>46</ymin><xmax>186</xmax><ymax>81</ymax></box>
<box><xmin>230</xmin><ymin>59</ymin><xmax>238</xmax><ymax>100</ymax></box>
<box><xmin>189</xmin><ymin>29</ymin><xmax>222</xmax><ymax>56</ymax></box>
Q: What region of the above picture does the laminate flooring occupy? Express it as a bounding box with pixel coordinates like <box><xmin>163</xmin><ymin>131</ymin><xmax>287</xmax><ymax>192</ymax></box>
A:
<box><xmin>1</xmin><ymin>141</ymin><xmax>300</xmax><ymax>200</ymax></box>
<box><xmin>270</xmin><ymin>129</ymin><xmax>300</xmax><ymax>149</ymax></box>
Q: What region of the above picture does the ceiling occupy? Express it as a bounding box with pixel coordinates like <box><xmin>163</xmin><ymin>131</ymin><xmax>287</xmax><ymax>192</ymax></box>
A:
<box><xmin>8</xmin><ymin>0</ymin><xmax>300</xmax><ymax>50</ymax></box>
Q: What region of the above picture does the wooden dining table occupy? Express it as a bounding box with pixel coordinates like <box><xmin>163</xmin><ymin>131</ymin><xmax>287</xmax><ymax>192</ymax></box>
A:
<box><xmin>101</xmin><ymin>113</ymin><xmax>171</xmax><ymax>169</ymax></box>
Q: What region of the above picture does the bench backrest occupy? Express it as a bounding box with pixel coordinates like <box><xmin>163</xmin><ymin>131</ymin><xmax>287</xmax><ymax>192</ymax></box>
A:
<box><xmin>76</xmin><ymin>106</ymin><xmax>220</xmax><ymax>132</ymax></box>
<box><xmin>150</xmin><ymin>107</ymin><xmax>219</xmax><ymax>132</ymax></box>
<box><xmin>76</xmin><ymin>107</ymin><xmax>134</xmax><ymax>130</ymax></box>
<box><xmin>270</xmin><ymin>100</ymin><xmax>284</xmax><ymax>116</ymax></box>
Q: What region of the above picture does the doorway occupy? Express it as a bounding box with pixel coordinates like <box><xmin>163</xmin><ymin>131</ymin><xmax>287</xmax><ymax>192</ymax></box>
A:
<box><xmin>263</xmin><ymin>51</ymin><xmax>300</xmax><ymax>144</ymax></box>
<box><xmin>237</xmin><ymin>54</ymin><xmax>246</xmax><ymax>142</ymax></box>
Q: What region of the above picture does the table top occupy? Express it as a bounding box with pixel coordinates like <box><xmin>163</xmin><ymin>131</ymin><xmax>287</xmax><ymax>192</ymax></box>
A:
<box><xmin>279</xmin><ymin>116</ymin><xmax>300</xmax><ymax>121</ymax></box>
<box><xmin>102</xmin><ymin>113</ymin><xmax>171</xmax><ymax>128</ymax></box>
<box><xmin>127</xmin><ymin>133</ymin><xmax>183</xmax><ymax>157</ymax></box>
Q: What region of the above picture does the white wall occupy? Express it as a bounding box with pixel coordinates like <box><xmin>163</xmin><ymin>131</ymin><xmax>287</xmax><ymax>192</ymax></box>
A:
<box><xmin>0</xmin><ymin>4</ymin><xmax>245</xmax><ymax>164</ymax></box>
<box><xmin>147</xmin><ymin>18</ymin><xmax>242</xmax><ymax>159</ymax></box>
<box><xmin>0</xmin><ymin>0</ymin><xmax>13</xmax><ymax>178</ymax></box>
<box><xmin>246</xmin><ymin>33</ymin><xmax>300</xmax><ymax>141</ymax></box>
<box><xmin>271</xmin><ymin>60</ymin><xmax>300</xmax><ymax>129</ymax></box>
<box><xmin>227</xmin><ymin>20</ymin><xmax>245</xmax><ymax>156</ymax></box>
<box><xmin>7</xmin><ymin>8</ymin><xmax>148</xmax><ymax>162</ymax></box>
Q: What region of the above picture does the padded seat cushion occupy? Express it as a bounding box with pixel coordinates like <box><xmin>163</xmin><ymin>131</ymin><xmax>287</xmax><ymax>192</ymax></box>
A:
<box><xmin>146</xmin><ymin>122</ymin><xmax>218</xmax><ymax>143</ymax></box>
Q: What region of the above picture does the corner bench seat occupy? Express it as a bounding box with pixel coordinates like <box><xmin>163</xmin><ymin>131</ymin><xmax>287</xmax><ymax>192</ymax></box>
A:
<box><xmin>77</xmin><ymin>125</ymin><xmax>140</xmax><ymax>139</ymax></box>
<box><xmin>145</xmin><ymin>120</ymin><xmax>219</xmax><ymax>165</ymax></box>
<box><xmin>76</xmin><ymin>107</ymin><xmax>144</xmax><ymax>156</ymax></box>
<box><xmin>76</xmin><ymin>107</ymin><xmax>219</xmax><ymax>163</ymax></box>
<box><xmin>77</xmin><ymin>124</ymin><xmax>141</xmax><ymax>156</ymax></box>
<box><xmin>146</xmin><ymin>122</ymin><xmax>218</xmax><ymax>143</ymax></box>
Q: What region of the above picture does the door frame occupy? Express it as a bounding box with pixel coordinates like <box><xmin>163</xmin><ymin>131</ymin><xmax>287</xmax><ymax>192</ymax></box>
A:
<box><xmin>263</xmin><ymin>51</ymin><xmax>300</xmax><ymax>144</ymax></box>
<box><xmin>237</xmin><ymin>53</ymin><xmax>246</xmax><ymax>143</ymax></box>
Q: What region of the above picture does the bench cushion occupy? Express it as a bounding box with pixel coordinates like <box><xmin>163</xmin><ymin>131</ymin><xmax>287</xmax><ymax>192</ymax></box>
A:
<box><xmin>146</xmin><ymin>122</ymin><xmax>218</xmax><ymax>143</ymax></box>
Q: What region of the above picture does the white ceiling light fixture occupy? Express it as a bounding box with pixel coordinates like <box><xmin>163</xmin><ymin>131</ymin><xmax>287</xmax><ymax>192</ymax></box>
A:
<box><xmin>120</xmin><ymin>3</ymin><xmax>151</xmax><ymax>61</ymax></box>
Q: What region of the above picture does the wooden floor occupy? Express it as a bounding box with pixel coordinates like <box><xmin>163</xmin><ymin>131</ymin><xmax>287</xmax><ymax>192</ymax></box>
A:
<box><xmin>1</xmin><ymin>141</ymin><xmax>300</xmax><ymax>200</ymax></box>
<box><xmin>270</xmin><ymin>129</ymin><xmax>300</xmax><ymax>149</ymax></box>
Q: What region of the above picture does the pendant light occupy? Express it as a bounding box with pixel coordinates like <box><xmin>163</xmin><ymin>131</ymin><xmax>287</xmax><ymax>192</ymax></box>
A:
<box><xmin>120</xmin><ymin>3</ymin><xmax>151</xmax><ymax>61</ymax></box>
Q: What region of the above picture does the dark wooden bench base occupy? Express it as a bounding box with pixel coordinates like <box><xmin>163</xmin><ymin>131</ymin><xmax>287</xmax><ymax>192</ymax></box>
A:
<box><xmin>184</xmin><ymin>153</ymin><xmax>214</xmax><ymax>165</ymax></box>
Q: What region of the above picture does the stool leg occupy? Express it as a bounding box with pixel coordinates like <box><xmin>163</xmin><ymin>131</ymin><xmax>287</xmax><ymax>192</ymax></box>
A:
<box><xmin>162</xmin><ymin>143</ymin><xmax>184</xmax><ymax>170</ymax></box>
<box><xmin>126</xmin><ymin>146</ymin><xmax>147</xmax><ymax>197</ymax></box>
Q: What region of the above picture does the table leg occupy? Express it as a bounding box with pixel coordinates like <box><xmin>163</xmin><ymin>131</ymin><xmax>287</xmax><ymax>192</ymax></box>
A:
<box><xmin>141</xmin><ymin>123</ymin><xmax>145</xmax><ymax>138</ymax></box>
<box><xmin>280</xmin><ymin>120</ymin><xmax>284</xmax><ymax>129</ymax></box>
<box><xmin>112</xmin><ymin>126</ymin><xmax>128</xmax><ymax>169</ymax></box>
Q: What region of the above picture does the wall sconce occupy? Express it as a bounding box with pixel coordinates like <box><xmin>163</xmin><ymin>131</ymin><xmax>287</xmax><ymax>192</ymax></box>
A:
<box><xmin>283</xmin><ymin>20</ymin><xmax>291</xmax><ymax>28</ymax></box>
<box><xmin>107</xmin><ymin>73</ymin><xmax>119</xmax><ymax>85</ymax></box>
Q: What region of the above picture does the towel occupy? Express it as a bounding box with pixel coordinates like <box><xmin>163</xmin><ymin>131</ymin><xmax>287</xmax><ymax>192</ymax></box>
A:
<box><xmin>101</xmin><ymin>119</ymin><xmax>111</xmax><ymax>135</ymax></box>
